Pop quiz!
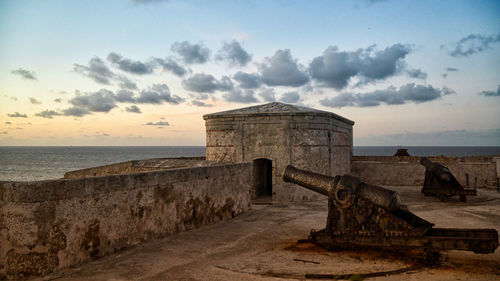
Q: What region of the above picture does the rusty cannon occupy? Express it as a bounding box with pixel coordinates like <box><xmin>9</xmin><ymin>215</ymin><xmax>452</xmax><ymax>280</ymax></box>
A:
<box><xmin>283</xmin><ymin>165</ymin><xmax>498</xmax><ymax>254</ymax></box>
<box><xmin>420</xmin><ymin>157</ymin><xmax>476</xmax><ymax>202</ymax></box>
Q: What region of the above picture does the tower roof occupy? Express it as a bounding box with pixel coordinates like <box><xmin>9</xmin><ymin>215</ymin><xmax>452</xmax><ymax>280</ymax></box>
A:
<box><xmin>203</xmin><ymin>102</ymin><xmax>354</xmax><ymax>125</ymax></box>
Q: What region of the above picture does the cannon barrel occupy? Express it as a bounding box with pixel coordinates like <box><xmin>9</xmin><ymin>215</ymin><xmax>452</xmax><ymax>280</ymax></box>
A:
<box><xmin>420</xmin><ymin>157</ymin><xmax>456</xmax><ymax>183</ymax></box>
<box><xmin>283</xmin><ymin>165</ymin><xmax>336</xmax><ymax>196</ymax></box>
<box><xmin>356</xmin><ymin>182</ymin><xmax>405</xmax><ymax>212</ymax></box>
<box><xmin>420</xmin><ymin>157</ymin><xmax>450</xmax><ymax>175</ymax></box>
<box><xmin>283</xmin><ymin>165</ymin><xmax>405</xmax><ymax>212</ymax></box>
<box><xmin>420</xmin><ymin>157</ymin><xmax>434</xmax><ymax>170</ymax></box>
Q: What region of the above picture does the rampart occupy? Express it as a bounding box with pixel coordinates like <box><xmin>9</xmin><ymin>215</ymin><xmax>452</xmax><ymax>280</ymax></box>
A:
<box><xmin>64</xmin><ymin>157</ymin><xmax>215</xmax><ymax>179</ymax></box>
<box><xmin>0</xmin><ymin>163</ymin><xmax>251</xmax><ymax>280</ymax></box>
<box><xmin>352</xmin><ymin>156</ymin><xmax>499</xmax><ymax>188</ymax></box>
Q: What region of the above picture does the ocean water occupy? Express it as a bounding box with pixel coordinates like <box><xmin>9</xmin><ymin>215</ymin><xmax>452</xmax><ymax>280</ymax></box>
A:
<box><xmin>0</xmin><ymin>146</ymin><xmax>205</xmax><ymax>181</ymax></box>
<box><xmin>0</xmin><ymin>146</ymin><xmax>499</xmax><ymax>181</ymax></box>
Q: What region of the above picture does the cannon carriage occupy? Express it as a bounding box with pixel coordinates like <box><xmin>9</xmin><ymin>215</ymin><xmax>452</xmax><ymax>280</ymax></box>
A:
<box><xmin>283</xmin><ymin>165</ymin><xmax>498</xmax><ymax>254</ymax></box>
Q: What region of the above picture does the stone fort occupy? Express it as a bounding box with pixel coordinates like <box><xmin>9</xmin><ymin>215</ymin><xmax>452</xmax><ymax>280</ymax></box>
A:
<box><xmin>1</xmin><ymin>102</ymin><xmax>498</xmax><ymax>279</ymax></box>
<box><xmin>204</xmin><ymin>102</ymin><xmax>354</xmax><ymax>201</ymax></box>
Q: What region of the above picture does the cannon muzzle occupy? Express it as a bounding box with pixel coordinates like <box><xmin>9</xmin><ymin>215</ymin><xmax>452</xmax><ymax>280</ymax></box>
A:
<box><xmin>420</xmin><ymin>157</ymin><xmax>433</xmax><ymax>169</ymax></box>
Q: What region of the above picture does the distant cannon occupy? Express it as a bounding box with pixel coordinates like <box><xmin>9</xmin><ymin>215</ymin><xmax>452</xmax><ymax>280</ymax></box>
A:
<box><xmin>283</xmin><ymin>165</ymin><xmax>498</xmax><ymax>254</ymax></box>
<box><xmin>420</xmin><ymin>157</ymin><xmax>476</xmax><ymax>202</ymax></box>
<box><xmin>394</xmin><ymin>148</ymin><xmax>410</xmax><ymax>156</ymax></box>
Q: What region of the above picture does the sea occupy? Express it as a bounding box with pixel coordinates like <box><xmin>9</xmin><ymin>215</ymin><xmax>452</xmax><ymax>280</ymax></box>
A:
<box><xmin>1</xmin><ymin>146</ymin><xmax>499</xmax><ymax>182</ymax></box>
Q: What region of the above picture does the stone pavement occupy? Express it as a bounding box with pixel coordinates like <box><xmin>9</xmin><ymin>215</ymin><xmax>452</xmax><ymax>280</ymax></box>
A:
<box><xmin>38</xmin><ymin>187</ymin><xmax>500</xmax><ymax>281</ymax></box>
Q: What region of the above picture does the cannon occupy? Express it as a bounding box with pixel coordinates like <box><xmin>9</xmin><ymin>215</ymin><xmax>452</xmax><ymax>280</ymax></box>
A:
<box><xmin>283</xmin><ymin>165</ymin><xmax>498</xmax><ymax>254</ymax></box>
<box><xmin>420</xmin><ymin>157</ymin><xmax>476</xmax><ymax>202</ymax></box>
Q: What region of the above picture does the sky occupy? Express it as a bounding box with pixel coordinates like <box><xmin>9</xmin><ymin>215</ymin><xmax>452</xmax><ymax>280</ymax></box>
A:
<box><xmin>0</xmin><ymin>0</ymin><xmax>499</xmax><ymax>146</ymax></box>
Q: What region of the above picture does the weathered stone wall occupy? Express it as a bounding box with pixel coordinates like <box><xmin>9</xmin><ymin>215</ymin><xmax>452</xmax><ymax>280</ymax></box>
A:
<box><xmin>0</xmin><ymin>163</ymin><xmax>251</xmax><ymax>280</ymax></box>
<box><xmin>352</xmin><ymin>156</ymin><xmax>498</xmax><ymax>188</ymax></box>
<box><xmin>63</xmin><ymin>157</ymin><xmax>213</xmax><ymax>179</ymax></box>
<box><xmin>205</xmin><ymin>114</ymin><xmax>353</xmax><ymax>201</ymax></box>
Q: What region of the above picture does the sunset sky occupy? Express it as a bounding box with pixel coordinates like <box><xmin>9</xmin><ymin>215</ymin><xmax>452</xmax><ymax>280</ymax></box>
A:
<box><xmin>1</xmin><ymin>0</ymin><xmax>499</xmax><ymax>146</ymax></box>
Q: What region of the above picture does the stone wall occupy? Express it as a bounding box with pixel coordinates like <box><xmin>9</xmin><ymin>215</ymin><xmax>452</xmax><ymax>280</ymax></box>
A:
<box><xmin>205</xmin><ymin>114</ymin><xmax>353</xmax><ymax>202</ymax></box>
<box><xmin>352</xmin><ymin>156</ymin><xmax>499</xmax><ymax>188</ymax></box>
<box><xmin>64</xmin><ymin>157</ymin><xmax>214</xmax><ymax>179</ymax></box>
<box><xmin>0</xmin><ymin>163</ymin><xmax>251</xmax><ymax>280</ymax></box>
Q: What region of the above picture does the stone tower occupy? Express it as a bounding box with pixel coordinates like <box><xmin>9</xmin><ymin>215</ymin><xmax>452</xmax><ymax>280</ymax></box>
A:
<box><xmin>203</xmin><ymin>102</ymin><xmax>354</xmax><ymax>201</ymax></box>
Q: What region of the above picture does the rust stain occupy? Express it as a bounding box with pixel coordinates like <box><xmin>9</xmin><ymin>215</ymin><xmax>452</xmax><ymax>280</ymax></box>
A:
<box><xmin>283</xmin><ymin>241</ymin><xmax>327</xmax><ymax>253</ymax></box>
<box><xmin>80</xmin><ymin>219</ymin><xmax>100</xmax><ymax>258</ymax></box>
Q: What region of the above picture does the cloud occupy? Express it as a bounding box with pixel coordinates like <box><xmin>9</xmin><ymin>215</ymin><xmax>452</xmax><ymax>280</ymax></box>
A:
<box><xmin>260</xmin><ymin>49</ymin><xmax>309</xmax><ymax>87</ymax></box>
<box><xmin>137</xmin><ymin>84</ymin><xmax>184</xmax><ymax>104</ymax></box>
<box><xmin>117</xmin><ymin>76</ymin><xmax>138</xmax><ymax>90</ymax></box>
<box><xmin>280</xmin><ymin>91</ymin><xmax>300</xmax><ymax>103</ymax></box>
<box><xmin>84</xmin><ymin>132</ymin><xmax>111</xmax><ymax>137</ymax></box>
<box><xmin>3</xmin><ymin>95</ymin><xmax>17</xmax><ymax>101</ymax></box>
<box><xmin>107</xmin><ymin>52</ymin><xmax>153</xmax><ymax>75</ymax></box>
<box><xmin>442</xmin><ymin>67</ymin><xmax>459</xmax><ymax>79</ymax></box>
<box><xmin>182</xmin><ymin>73</ymin><xmax>233</xmax><ymax>93</ymax></box>
<box><xmin>444</xmin><ymin>33</ymin><xmax>500</xmax><ymax>57</ymax></box>
<box><xmin>54</xmin><ymin>98</ymin><xmax>62</xmax><ymax>103</ymax></box>
<box><xmin>216</xmin><ymin>40</ymin><xmax>252</xmax><ymax>66</ymax></box>
<box><xmin>191</xmin><ymin>100</ymin><xmax>213</xmax><ymax>107</ymax></box>
<box><xmin>223</xmin><ymin>88</ymin><xmax>258</xmax><ymax>103</ymax></box>
<box><xmin>258</xmin><ymin>88</ymin><xmax>276</xmax><ymax>102</ymax></box>
<box><xmin>69</xmin><ymin>89</ymin><xmax>117</xmax><ymax>112</ymax></box>
<box><xmin>188</xmin><ymin>92</ymin><xmax>210</xmax><ymax>101</ymax></box>
<box><xmin>115</xmin><ymin>90</ymin><xmax>136</xmax><ymax>103</ymax></box>
<box><xmin>29</xmin><ymin>97</ymin><xmax>42</xmax><ymax>104</ymax></box>
<box><xmin>132</xmin><ymin>0</ymin><xmax>167</xmax><ymax>4</ymax></box>
<box><xmin>233</xmin><ymin>72</ymin><xmax>262</xmax><ymax>89</ymax></box>
<box><xmin>155</xmin><ymin>57</ymin><xmax>187</xmax><ymax>77</ymax></box>
<box><xmin>0</xmin><ymin>131</ymin><xmax>7</xmax><ymax>135</ymax></box>
<box><xmin>320</xmin><ymin>83</ymin><xmax>454</xmax><ymax>108</ymax></box>
<box><xmin>145</xmin><ymin>121</ymin><xmax>170</xmax><ymax>126</ymax></box>
<box><xmin>7</xmin><ymin>112</ymin><xmax>28</xmax><ymax>118</ymax></box>
<box><xmin>171</xmin><ymin>41</ymin><xmax>210</xmax><ymax>64</ymax></box>
<box><xmin>365</xmin><ymin>0</ymin><xmax>388</xmax><ymax>5</ymax></box>
<box><xmin>5</xmin><ymin>122</ymin><xmax>12</xmax><ymax>124</ymax></box>
<box><xmin>73</xmin><ymin>57</ymin><xmax>115</xmax><ymax>84</ymax></box>
<box><xmin>35</xmin><ymin>110</ymin><xmax>61</xmax><ymax>119</ymax></box>
<box><xmin>125</xmin><ymin>105</ymin><xmax>142</xmax><ymax>113</ymax></box>
<box><xmin>406</xmin><ymin>68</ymin><xmax>427</xmax><ymax>79</ymax></box>
<box><xmin>48</xmin><ymin>85</ymin><xmax>186</xmax><ymax>118</ymax></box>
<box><xmin>11</xmin><ymin>68</ymin><xmax>37</xmax><ymax>80</ymax></box>
<box><xmin>62</xmin><ymin>107</ymin><xmax>90</xmax><ymax>117</ymax></box>
<box><xmin>300</xmin><ymin>83</ymin><xmax>324</xmax><ymax>95</ymax></box>
<box><xmin>310</xmin><ymin>44</ymin><xmax>411</xmax><ymax>89</ymax></box>
<box><xmin>479</xmin><ymin>85</ymin><xmax>500</xmax><ymax>97</ymax></box>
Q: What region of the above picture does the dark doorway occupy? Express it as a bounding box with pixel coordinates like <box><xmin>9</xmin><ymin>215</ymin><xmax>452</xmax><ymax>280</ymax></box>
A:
<box><xmin>252</xmin><ymin>158</ymin><xmax>273</xmax><ymax>198</ymax></box>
